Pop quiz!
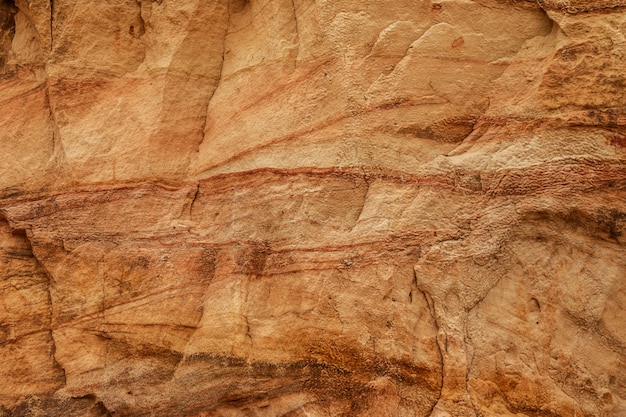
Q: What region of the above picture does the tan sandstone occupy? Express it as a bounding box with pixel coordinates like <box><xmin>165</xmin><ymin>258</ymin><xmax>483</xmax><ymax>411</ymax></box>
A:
<box><xmin>0</xmin><ymin>0</ymin><xmax>625</xmax><ymax>416</ymax></box>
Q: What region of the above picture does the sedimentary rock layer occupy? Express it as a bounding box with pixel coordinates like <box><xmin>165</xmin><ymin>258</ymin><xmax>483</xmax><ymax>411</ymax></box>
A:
<box><xmin>0</xmin><ymin>0</ymin><xmax>625</xmax><ymax>416</ymax></box>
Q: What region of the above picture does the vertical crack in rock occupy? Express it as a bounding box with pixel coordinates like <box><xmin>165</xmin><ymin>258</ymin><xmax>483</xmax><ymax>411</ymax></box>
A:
<box><xmin>20</xmin><ymin>229</ymin><xmax>68</xmax><ymax>388</ymax></box>
<box><xmin>419</xmin><ymin>281</ymin><xmax>445</xmax><ymax>417</ymax></box>
<box><xmin>48</xmin><ymin>327</ymin><xmax>67</xmax><ymax>387</ymax></box>
<box><xmin>171</xmin><ymin>302</ymin><xmax>205</xmax><ymax>380</ymax></box>
<box><xmin>178</xmin><ymin>183</ymin><xmax>201</xmax><ymax>220</ymax></box>
<box><xmin>290</xmin><ymin>0</ymin><xmax>300</xmax><ymax>65</ymax></box>
<box><xmin>99</xmin><ymin>259</ymin><xmax>106</xmax><ymax>326</ymax></box>
<box><xmin>172</xmin><ymin>246</ymin><xmax>216</xmax><ymax>379</ymax></box>
<box><xmin>195</xmin><ymin>1</ymin><xmax>230</xmax><ymax>155</ymax></box>
<box><xmin>240</xmin><ymin>265</ymin><xmax>256</xmax><ymax>350</ymax></box>
<box><xmin>425</xmin><ymin>301</ymin><xmax>476</xmax><ymax>417</ymax></box>
<box><xmin>49</xmin><ymin>0</ymin><xmax>53</xmax><ymax>50</ymax></box>
<box><xmin>349</xmin><ymin>176</ymin><xmax>370</xmax><ymax>232</ymax></box>
<box><xmin>188</xmin><ymin>183</ymin><xmax>200</xmax><ymax>221</ymax></box>
<box><xmin>464</xmin><ymin>321</ymin><xmax>480</xmax><ymax>417</ymax></box>
<box><xmin>41</xmin><ymin>274</ymin><xmax>67</xmax><ymax>387</ymax></box>
<box><xmin>41</xmin><ymin>4</ymin><xmax>66</xmax><ymax>178</ymax></box>
<box><xmin>44</xmin><ymin>85</ymin><xmax>67</xmax><ymax>173</ymax></box>
<box><xmin>243</xmin><ymin>314</ymin><xmax>252</xmax><ymax>346</ymax></box>
<box><xmin>133</xmin><ymin>0</ymin><xmax>146</xmax><ymax>39</ymax></box>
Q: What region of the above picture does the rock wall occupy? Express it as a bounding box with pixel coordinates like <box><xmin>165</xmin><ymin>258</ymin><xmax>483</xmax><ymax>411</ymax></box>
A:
<box><xmin>0</xmin><ymin>0</ymin><xmax>625</xmax><ymax>416</ymax></box>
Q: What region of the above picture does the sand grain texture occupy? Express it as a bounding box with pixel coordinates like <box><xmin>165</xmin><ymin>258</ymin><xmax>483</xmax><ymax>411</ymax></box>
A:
<box><xmin>0</xmin><ymin>0</ymin><xmax>625</xmax><ymax>415</ymax></box>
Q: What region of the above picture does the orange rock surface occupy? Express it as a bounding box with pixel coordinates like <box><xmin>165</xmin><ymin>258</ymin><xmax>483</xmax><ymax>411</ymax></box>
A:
<box><xmin>0</xmin><ymin>0</ymin><xmax>625</xmax><ymax>415</ymax></box>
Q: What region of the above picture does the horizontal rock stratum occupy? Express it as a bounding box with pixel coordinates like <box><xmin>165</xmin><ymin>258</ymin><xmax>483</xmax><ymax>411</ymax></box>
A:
<box><xmin>0</xmin><ymin>0</ymin><xmax>625</xmax><ymax>416</ymax></box>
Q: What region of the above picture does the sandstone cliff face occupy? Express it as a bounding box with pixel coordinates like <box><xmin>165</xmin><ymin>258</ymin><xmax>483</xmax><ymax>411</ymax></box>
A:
<box><xmin>1</xmin><ymin>0</ymin><xmax>625</xmax><ymax>416</ymax></box>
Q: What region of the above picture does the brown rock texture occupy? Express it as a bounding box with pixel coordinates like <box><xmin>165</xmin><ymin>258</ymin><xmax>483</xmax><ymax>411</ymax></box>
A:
<box><xmin>1</xmin><ymin>0</ymin><xmax>625</xmax><ymax>416</ymax></box>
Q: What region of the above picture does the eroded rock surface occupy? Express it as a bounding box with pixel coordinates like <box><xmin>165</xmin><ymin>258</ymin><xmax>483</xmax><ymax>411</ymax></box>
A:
<box><xmin>0</xmin><ymin>0</ymin><xmax>625</xmax><ymax>416</ymax></box>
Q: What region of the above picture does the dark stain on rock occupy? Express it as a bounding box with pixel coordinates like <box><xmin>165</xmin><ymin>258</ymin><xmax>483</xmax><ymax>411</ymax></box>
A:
<box><xmin>0</xmin><ymin>0</ymin><xmax>17</xmax><ymax>70</ymax></box>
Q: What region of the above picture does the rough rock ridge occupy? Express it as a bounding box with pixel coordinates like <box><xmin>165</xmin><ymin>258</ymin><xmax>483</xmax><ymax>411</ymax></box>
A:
<box><xmin>0</xmin><ymin>0</ymin><xmax>625</xmax><ymax>416</ymax></box>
